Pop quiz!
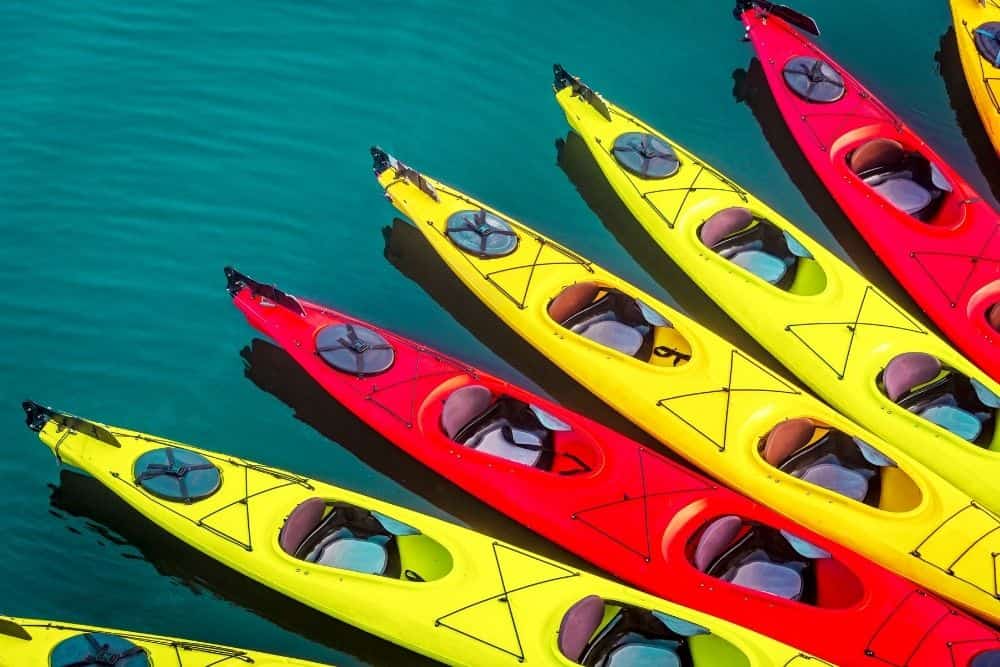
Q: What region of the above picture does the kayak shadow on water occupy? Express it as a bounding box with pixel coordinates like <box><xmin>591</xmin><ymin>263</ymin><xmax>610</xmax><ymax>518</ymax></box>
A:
<box><xmin>381</xmin><ymin>217</ymin><xmax>664</xmax><ymax>454</ymax></box>
<box><xmin>554</xmin><ymin>130</ymin><xmax>780</xmax><ymax>372</ymax></box>
<box><xmin>239</xmin><ymin>337</ymin><xmax>594</xmax><ymax>572</ymax></box>
<box><xmin>47</xmin><ymin>469</ymin><xmax>441</xmax><ymax>667</ymax></box>
<box><xmin>935</xmin><ymin>27</ymin><xmax>1000</xmax><ymax>205</ymax></box>
<box><xmin>731</xmin><ymin>57</ymin><xmax>931</xmax><ymax>327</ymax></box>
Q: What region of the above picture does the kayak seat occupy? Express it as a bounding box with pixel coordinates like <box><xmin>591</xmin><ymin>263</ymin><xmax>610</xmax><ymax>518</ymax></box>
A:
<box><xmin>761</xmin><ymin>418</ymin><xmax>896</xmax><ymax>506</ymax></box>
<box><xmin>699</xmin><ymin>207</ymin><xmax>817</xmax><ymax>291</ymax></box>
<box><xmin>988</xmin><ymin>302</ymin><xmax>1000</xmax><ymax>333</ymax></box>
<box><xmin>559</xmin><ymin>596</ymin><xmax>705</xmax><ymax>667</ymax></box>
<box><xmin>974</xmin><ymin>23</ymin><xmax>1000</xmax><ymax>68</ymax></box>
<box><xmin>848</xmin><ymin>139</ymin><xmax>951</xmax><ymax>219</ymax></box>
<box><xmin>280</xmin><ymin>499</ymin><xmax>419</xmax><ymax>578</ymax></box>
<box><xmin>973</xmin><ymin>650</ymin><xmax>1000</xmax><ymax>667</ymax></box>
<box><xmin>445</xmin><ymin>209</ymin><xmax>519</xmax><ymax>258</ymax></box>
<box><xmin>612</xmin><ymin>132</ymin><xmax>681</xmax><ymax>179</ymax></box>
<box><xmin>882</xmin><ymin>352</ymin><xmax>999</xmax><ymax>445</ymax></box>
<box><xmin>441</xmin><ymin>384</ymin><xmax>573</xmax><ymax>470</ymax></box>
<box><xmin>782</xmin><ymin>56</ymin><xmax>846</xmax><ymax>103</ymax></box>
<box><xmin>549</xmin><ymin>283</ymin><xmax>673</xmax><ymax>360</ymax></box>
<box><xmin>50</xmin><ymin>632</ymin><xmax>151</xmax><ymax>667</ymax></box>
<box><xmin>692</xmin><ymin>515</ymin><xmax>826</xmax><ymax>603</ymax></box>
<box><xmin>315</xmin><ymin>323</ymin><xmax>395</xmax><ymax>376</ymax></box>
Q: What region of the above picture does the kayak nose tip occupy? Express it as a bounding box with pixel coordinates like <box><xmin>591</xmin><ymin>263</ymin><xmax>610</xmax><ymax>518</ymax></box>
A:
<box><xmin>371</xmin><ymin>146</ymin><xmax>393</xmax><ymax>176</ymax></box>
<box><xmin>22</xmin><ymin>400</ymin><xmax>53</xmax><ymax>433</ymax></box>
<box><xmin>553</xmin><ymin>63</ymin><xmax>573</xmax><ymax>91</ymax></box>
<box><xmin>225</xmin><ymin>266</ymin><xmax>249</xmax><ymax>297</ymax></box>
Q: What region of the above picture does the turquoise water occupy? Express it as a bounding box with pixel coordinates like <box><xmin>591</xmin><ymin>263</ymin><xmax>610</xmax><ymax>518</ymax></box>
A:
<box><xmin>2</xmin><ymin>1</ymin><xmax>996</xmax><ymax>665</ymax></box>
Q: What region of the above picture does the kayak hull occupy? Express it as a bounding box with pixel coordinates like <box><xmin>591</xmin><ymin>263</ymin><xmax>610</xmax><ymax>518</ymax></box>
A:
<box><xmin>0</xmin><ymin>616</ymin><xmax>327</xmax><ymax>667</ymax></box>
<box><xmin>737</xmin><ymin>6</ymin><xmax>1000</xmax><ymax>385</ymax></box>
<box><xmin>950</xmin><ymin>0</ymin><xmax>1000</xmax><ymax>156</ymax></box>
<box><xmin>23</xmin><ymin>405</ymin><xmax>807</xmax><ymax>666</ymax></box>
<box><xmin>230</xmin><ymin>269</ymin><xmax>1000</xmax><ymax>666</ymax></box>
<box><xmin>553</xmin><ymin>71</ymin><xmax>1000</xmax><ymax>524</ymax></box>
<box><xmin>374</xmin><ymin>150</ymin><xmax>1000</xmax><ymax>627</ymax></box>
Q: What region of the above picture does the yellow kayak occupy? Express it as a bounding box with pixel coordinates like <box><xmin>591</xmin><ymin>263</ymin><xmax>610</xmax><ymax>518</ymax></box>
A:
<box><xmin>950</xmin><ymin>0</ymin><xmax>1000</xmax><ymax>155</ymax></box>
<box><xmin>0</xmin><ymin>616</ymin><xmax>327</xmax><ymax>667</ymax></box>
<box><xmin>372</xmin><ymin>145</ymin><xmax>1000</xmax><ymax>624</ymax></box>
<box><xmin>552</xmin><ymin>65</ymin><xmax>1000</xmax><ymax>519</ymax></box>
<box><xmin>22</xmin><ymin>403</ymin><xmax>812</xmax><ymax>667</ymax></box>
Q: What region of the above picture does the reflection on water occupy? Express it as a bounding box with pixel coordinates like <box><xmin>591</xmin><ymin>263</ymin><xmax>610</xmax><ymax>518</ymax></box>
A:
<box><xmin>239</xmin><ymin>337</ymin><xmax>594</xmax><ymax>571</ymax></box>
<box><xmin>935</xmin><ymin>27</ymin><xmax>1000</xmax><ymax>204</ymax></box>
<box><xmin>732</xmin><ymin>58</ymin><xmax>931</xmax><ymax>328</ymax></box>
<box><xmin>48</xmin><ymin>468</ymin><xmax>441</xmax><ymax>666</ymax></box>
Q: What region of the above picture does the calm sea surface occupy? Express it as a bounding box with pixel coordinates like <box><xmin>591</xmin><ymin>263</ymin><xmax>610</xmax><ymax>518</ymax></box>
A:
<box><xmin>2</xmin><ymin>1</ymin><xmax>996</xmax><ymax>664</ymax></box>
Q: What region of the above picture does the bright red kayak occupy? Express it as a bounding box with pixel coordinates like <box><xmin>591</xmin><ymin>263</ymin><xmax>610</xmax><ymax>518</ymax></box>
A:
<box><xmin>226</xmin><ymin>266</ymin><xmax>1000</xmax><ymax>666</ymax></box>
<box><xmin>736</xmin><ymin>0</ymin><xmax>1000</xmax><ymax>382</ymax></box>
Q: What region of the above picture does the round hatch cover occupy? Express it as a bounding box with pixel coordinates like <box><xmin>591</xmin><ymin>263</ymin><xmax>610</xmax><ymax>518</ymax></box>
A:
<box><xmin>782</xmin><ymin>56</ymin><xmax>845</xmax><ymax>103</ymax></box>
<box><xmin>445</xmin><ymin>210</ymin><xmax>518</xmax><ymax>257</ymax></box>
<box><xmin>133</xmin><ymin>447</ymin><xmax>221</xmax><ymax>503</ymax></box>
<box><xmin>316</xmin><ymin>323</ymin><xmax>395</xmax><ymax>375</ymax></box>
<box><xmin>612</xmin><ymin>133</ymin><xmax>680</xmax><ymax>179</ymax></box>
<box><xmin>50</xmin><ymin>632</ymin><xmax>151</xmax><ymax>667</ymax></box>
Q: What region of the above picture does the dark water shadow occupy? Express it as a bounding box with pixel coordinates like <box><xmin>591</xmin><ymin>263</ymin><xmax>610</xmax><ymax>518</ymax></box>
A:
<box><xmin>382</xmin><ymin>218</ymin><xmax>665</xmax><ymax>454</ymax></box>
<box><xmin>48</xmin><ymin>469</ymin><xmax>440</xmax><ymax>667</ymax></box>
<box><xmin>935</xmin><ymin>26</ymin><xmax>1000</xmax><ymax>204</ymax></box>
<box><xmin>732</xmin><ymin>57</ymin><xmax>932</xmax><ymax>327</ymax></box>
<box><xmin>554</xmin><ymin>130</ymin><xmax>781</xmax><ymax>373</ymax></box>
<box><xmin>239</xmin><ymin>337</ymin><xmax>594</xmax><ymax>572</ymax></box>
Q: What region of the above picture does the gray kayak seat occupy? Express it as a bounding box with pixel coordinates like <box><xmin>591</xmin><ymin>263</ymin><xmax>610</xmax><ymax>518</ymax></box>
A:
<box><xmin>782</xmin><ymin>56</ymin><xmax>846</xmax><ymax>103</ymax></box>
<box><xmin>548</xmin><ymin>283</ymin><xmax>670</xmax><ymax>358</ymax></box>
<box><xmin>612</xmin><ymin>132</ymin><xmax>680</xmax><ymax>179</ymax></box>
<box><xmin>316</xmin><ymin>323</ymin><xmax>395</xmax><ymax>375</ymax></box>
<box><xmin>800</xmin><ymin>463</ymin><xmax>869</xmax><ymax>502</ymax></box>
<box><xmin>729</xmin><ymin>560</ymin><xmax>803</xmax><ymax>600</ymax></box>
<box><xmin>848</xmin><ymin>139</ymin><xmax>950</xmax><ymax>217</ymax></box>
<box><xmin>699</xmin><ymin>207</ymin><xmax>812</xmax><ymax>286</ymax></box>
<box><xmin>279</xmin><ymin>499</ymin><xmax>409</xmax><ymax>576</ymax></box>
<box><xmin>761</xmin><ymin>418</ymin><xmax>889</xmax><ymax>503</ymax></box>
<box><xmin>974</xmin><ymin>23</ymin><xmax>1000</xmax><ymax>68</ymax></box>
<box><xmin>868</xmin><ymin>177</ymin><xmax>932</xmax><ymax>215</ymax></box>
<box><xmin>883</xmin><ymin>353</ymin><xmax>999</xmax><ymax>442</ymax></box>
<box><xmin>440</xmin><ymin>384</ymin><xmax>554</xmax><ymax>467</ymax></box>
<box><xmin>303</xmin><ymin>529</ymin><xmax>389</xmax><ymax>575</ymax></box>
<box><xmin>988</xmin><ymin>303</ymin><xmax>1000</xmax><ymax>332</ymax></box>
<box><xmin>972</xmin><ymin>649</ymin><xmax>1000</xmax><ymax>667</ymax></box>
<box><xmin>695</xmin><ymin>516</ymin><xmax>803</xmax><ymax>600</ymax></box>
<box><xmin>50</xmin><ymin>633</ymin><xmax>151</xmax><ymax>667</ymax></box>
<box><xmin>445</xmin><ymin>209</ymin><xmax>518</xmax><ymax>257</ymax></box>
<box><xmin>133</xmin><ymin>447</ymin><xmax>221</xmax><ymax>503</ymax></box>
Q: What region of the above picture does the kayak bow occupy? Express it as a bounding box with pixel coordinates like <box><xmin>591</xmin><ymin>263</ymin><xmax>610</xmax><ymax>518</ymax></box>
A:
<box><xmin>22</xmin><ymin>402</ymin><xmax>810</xmax><ymax>667</ymax></box>
<box><xmin>372</xmin><ymin>147</ymin><xmax>1000</xmax><ymax>625</ymax></box>
<box><xmin>228</xmin><ymin>265</ymin><xmax>1000</xmax><ymax>665</ymax></box>
<box><xmin>735</xmin><ymin>1</ymin><xmax>1000</xmax><ymax>385</ymax></box>
<box><xmin>552</xmin><ymin>64</ymin><xmax>1000</xmax><ymax>522</ymax></box>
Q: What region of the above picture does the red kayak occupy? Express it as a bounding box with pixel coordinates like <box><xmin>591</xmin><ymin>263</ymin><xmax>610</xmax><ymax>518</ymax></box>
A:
<box><xmin>735</xmin><ymin>0</ymin><xmax>1000</xmax><ymax>382</ymax></box>
<box><xmin>226</xmin><ymin>266</ymin><xmax>1000</xmax><ymax>666</ymax></box>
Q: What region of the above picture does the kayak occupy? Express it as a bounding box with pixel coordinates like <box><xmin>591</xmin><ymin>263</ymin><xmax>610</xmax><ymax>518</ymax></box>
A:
<box><xmin>734</xmin><ymin>1</ymin><xmax>1000</xmax><ymax>385</ymax></box>
<box><xmin>372</xmin><ymin>147</ymin><xmax>1000</xmax><ymax>625</ymax></box>
<box><xmin>227</xmin><ymin>266</ymin><xmax>1000</xmax><ymax>665</ymax></box>
<box><xmin>0</xmin><ymin>616</ymin><xmax>327</xmax><ymax>667</ymax></box>
<box><xmin>552</xmin><ymin>65</ymin><xmax>1000</xmax><ymax>521</ymax></box>
<box><xmin>950</xmin><ymin>0</ymin><xmax>1000</xmax><ymax>155</ymax></box>
<box><xmin>21</xmin><ymin>403</ymin><xmax>811</xmax><ymax>667</ymax></box>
